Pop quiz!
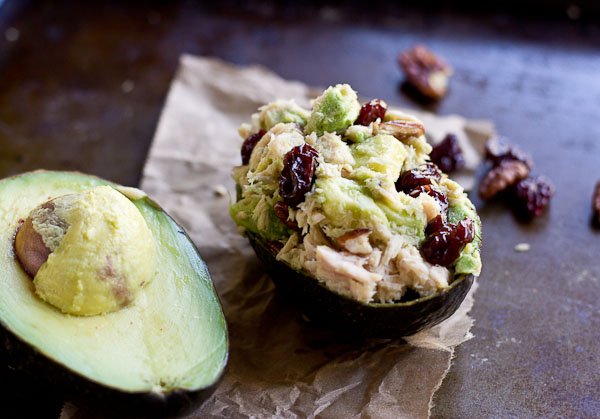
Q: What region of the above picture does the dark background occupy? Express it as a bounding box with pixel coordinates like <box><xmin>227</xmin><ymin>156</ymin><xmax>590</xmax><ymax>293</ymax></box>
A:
<box><xmin>0</xmin><ymin>1</ymin><xmax>598</xmax><ymax>418</ymax></box>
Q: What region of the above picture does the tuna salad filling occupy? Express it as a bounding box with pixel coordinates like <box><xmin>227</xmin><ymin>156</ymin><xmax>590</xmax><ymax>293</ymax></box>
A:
<box><xmin>231</xmin><ymin>84</ymin><xmax>481</xmax><ymax>304</ymax></box>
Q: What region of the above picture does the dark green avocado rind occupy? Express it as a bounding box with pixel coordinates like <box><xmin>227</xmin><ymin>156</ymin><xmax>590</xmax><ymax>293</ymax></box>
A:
<box><xmin>0</xmin><ymin>317</ymin><xmax>221</xmax><ymax>419</ymax></box>
<box><xmin>247</xmin><ymin>232</ymin><xmax>474</xmax><ymax>338</ymax></box>
<box><xmin>0</xmin><ymin>171</ymin><xmax>228</xmax><ymax>418</ymax></box>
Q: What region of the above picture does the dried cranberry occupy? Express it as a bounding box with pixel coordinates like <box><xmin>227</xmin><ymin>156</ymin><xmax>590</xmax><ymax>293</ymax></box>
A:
<box><xmin>420</xmin><ymin>162</ymin><xmax>442</xmax><ymax>182</ymax></box>
<box><xmin>279</xmin><ymin>144</ymin><xmax>319</xmax><ymax>207</ymax></box>
<box><xmin>409</xmin><ymin>185</ymin><xmax>449</xmax><ymax>215</ymax></box>
<box><xmin>430</xmin><ymin>134</ymin><xmax>465</xmax><ymax>173</ymax></box>
<box><xmin>395</xmin><ymin>163</ymin><xmax>441</xmax><ymax>193</ymax></box>
<box><xmin>422</xmin><ymin>218</ymin><xmax>475</xmax><ymax>267</ymax></box>
<box><xmin>485</xmin><ymin>137</ymin><xmax>533</xmax><ymax>169</ymax></box>
<box><xmin>426</xmin><ymin>214</ymin><xmax>445</xmax><ymax>235</ymax></box>
<box><xmin>241</xmin><ymin>129</ymin><xmax>267</xmax><ymax>165</ymax></box>
<box><xmin>355</xmin><ymin>99</ymin><xmax>387</xmax><ymax>126</ymax></box>
<box><xmin>513</xmin><ymin>176</ymin><xmax>555</xmax><ymax>218</ymax></box>
<box><xmin>273</xmin><ymin>201</ymin><xmax>301</xmax><ymax>232</ymax></box>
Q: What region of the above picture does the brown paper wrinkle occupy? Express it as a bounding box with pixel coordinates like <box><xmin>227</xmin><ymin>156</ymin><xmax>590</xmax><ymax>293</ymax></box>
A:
<box><xmin>61</xmin><ymin>55</ymin><xmax>493</xmax><ymax>419</ymax></box>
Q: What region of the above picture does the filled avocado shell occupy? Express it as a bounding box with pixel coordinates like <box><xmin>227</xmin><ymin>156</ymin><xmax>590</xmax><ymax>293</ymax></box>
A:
<box><xmin>0</xmin><ymin>171</ymin><xmax>228</xmax><ymax>418</ymax></box>
<box><xmin>247</xmin><ymin>231</ymin><xmax>474</xmax><ymax>338</ymax></box>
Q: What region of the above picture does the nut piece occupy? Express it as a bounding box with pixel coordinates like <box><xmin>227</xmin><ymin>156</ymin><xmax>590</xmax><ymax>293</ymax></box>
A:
<box><xmin>337</xmin><ymin>229</ymin><xmax>372</xmax><ymax>255</ymax></box>
<box><xmin>398</xmin><ymin>45</ymin><xmax>453</xmax><ymax>100</ymax></box>
<box><xmin>375</xmin><ymin>120</ymin><xmax>425</xmax><ymax>141</ymax></box>
<box><xmin>479</xmin><ymin>160</ymin><xmax>529</xmax><ymax>200</ymax></box>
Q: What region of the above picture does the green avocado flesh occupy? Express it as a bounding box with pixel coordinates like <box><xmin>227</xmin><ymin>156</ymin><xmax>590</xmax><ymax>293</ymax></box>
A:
<box><xmin>306</xmin><ymin>84</ymin><xmax>360</xmax><ymax>135</ymax></box>
<box><xmin>0</xmin><ymin>172</ymin><xmax>227</xmax><ymax>401</ymax></box>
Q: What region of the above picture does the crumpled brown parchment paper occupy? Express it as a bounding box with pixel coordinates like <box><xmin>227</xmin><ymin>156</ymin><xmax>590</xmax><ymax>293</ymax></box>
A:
<box><xmin>62</xmin><ymin>55</ymin><xmax>493</xmax><ymax>419</ymax></box>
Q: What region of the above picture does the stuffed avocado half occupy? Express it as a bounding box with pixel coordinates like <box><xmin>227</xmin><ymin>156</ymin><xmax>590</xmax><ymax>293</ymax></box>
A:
<box><xmin>231</xmin><ymin>84</ymin><xmax>481</xmax><ymax>337</ymax></box>
<box><xmin>0</xmin><ymin>171</ymin><xmax>228</xmax><ymax>417</ymax></box>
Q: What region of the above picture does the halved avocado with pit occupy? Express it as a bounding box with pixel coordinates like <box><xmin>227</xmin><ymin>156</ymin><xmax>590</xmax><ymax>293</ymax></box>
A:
<box><xmin>247</xmin><ymin>231</ymin><xmax>474</xmax><ymax>338</ymax></box>
<box><xmin>0</xmin><ymin>171</ymin><xmax>228</xmax><ymax>417</ymax></box>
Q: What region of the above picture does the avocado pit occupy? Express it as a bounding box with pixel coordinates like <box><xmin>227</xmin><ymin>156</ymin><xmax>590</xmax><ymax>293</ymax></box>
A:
<box><xmin>14</xmin><ymin>185</ymin><xmax>156</xmax><ymax>316</ymax></box>
<box><xmin>15</xmin><ymin>214</ymin><xmax>53</xmax><ymax>278</ymax></box>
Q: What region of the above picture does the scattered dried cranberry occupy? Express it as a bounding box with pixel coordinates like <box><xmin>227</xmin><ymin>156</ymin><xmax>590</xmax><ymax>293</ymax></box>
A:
<box><xmin>355</xmin><ymin>99</ymin><xmax>387</xmax><ymax>126</ymax></box>
<box><xmin>279</xmin><ymin>144</ymin><xmax>319</xmax><ymax>207</ymax></box>
<box><xmin>485</xmin><ymin>137</ymin><xmax>533</xmax><ymax>169</ymax></box>
<box><xmin>241</xmin><ymin>129</ymin><xmax>267</xmax><ymax>165</ymax></box>
<box><xmin>513</xmin><ymin>176</ymin><xmax>555</xmax><ymax>218</ymax></box>
<box><xmin>426</xmin><ymin>215</ymin><xmax>445</xmax><ymax>235</ymax></box>
<box><xmin>273</xmin><ymin>201</ymin><xmax>301</xmax><ymax>232</ymax></box>
<box><xmin>409</xmin><ymin>185</ymin><xmax>449</xmax><ymax>215</ymax></box>
<box><xmin>395</xmin><ymin>163</ymin><xmax>441</xmax><ymax>193</ymax></box>
<box><xmin>422</xmin><ymin>218</ymin><xmax>475</xmax><ymax>267</ymax></box>
<box><xmin>430</xmin><ymin>134</ymin><xmax>465</xmax><ymax>173</ymax></box>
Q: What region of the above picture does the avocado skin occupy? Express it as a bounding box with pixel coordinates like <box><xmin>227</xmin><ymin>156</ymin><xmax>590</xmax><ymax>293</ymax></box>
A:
<box><xmin>247</xmin><ymin>232</ymin><xmax>474</xmax><ymax>338</ymax></box>
<box><xmin>0</xmin><ymin>319</ymin><xmax>221</xmax><ymax>418</ymax></box>
<box><xmin>0</xmin><ymin>358</ymin><xmax>63</xmax><ymax>418</ymax></box>
<box><xmin>0</xmin><ymin>172</ymin><xmax>228</xmax><ymax>418</ymax></box>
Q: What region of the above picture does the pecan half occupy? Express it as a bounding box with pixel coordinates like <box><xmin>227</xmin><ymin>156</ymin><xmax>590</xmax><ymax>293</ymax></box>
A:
<box><xmin>375</xmin><ymin>120</ymin><xmax>425</xmax><ymax>141</ymax></box>
<box><xmin>337</xmin><ymin>228</ymin><xmax>372</xmax><ymax>255</ymax></box>
<box><xmin>479</xmin><ymin>160</ymin><xmax>529</xmax><ymax>200</ymax></box>
<box><xmin>398</xmin><ymin>45</ymin><xmax>453</xmax><ymax>100</ymax></box>
<box><xmin>485</xmin><ymin>136</ymin><xmax>533</xmax><ymax>169</ymax></box>
<box><xmin>593</xmin><ymin>181</ymin><xmax>600</xmax><ymax>223</ymax></box>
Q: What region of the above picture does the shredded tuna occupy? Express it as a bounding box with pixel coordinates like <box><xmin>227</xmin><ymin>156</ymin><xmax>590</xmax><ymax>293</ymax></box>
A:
<box><xmin>377</xmin><ymin>247</ymin><xmax>450</xmax><ymax>302</ymax></box>
<box><xmin>314</xmin><ymin>246</ymin><xmax>382</xmax><ymax>303</ymax></box>
<box><xmin>416</xmin><ymin>193</ymin><xmax>442</xmax><ymax>222</ymax></box>
<box><xmin>337</xmin><ymin>229</ymin><xmax>373</xmax><ymax>255</ymax></box>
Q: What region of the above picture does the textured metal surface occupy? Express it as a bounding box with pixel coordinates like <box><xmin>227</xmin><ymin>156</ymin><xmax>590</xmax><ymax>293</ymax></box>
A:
<box><xmin>0</xmin><ymin>1</ymin><xmax>598</xmax><ymax>418</ymax></box>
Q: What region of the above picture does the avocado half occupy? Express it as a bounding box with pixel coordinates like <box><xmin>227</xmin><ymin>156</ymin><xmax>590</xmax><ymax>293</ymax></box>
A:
<box><xmin>0</xmin><ymin>171</ymin><xmax>228</xmax><ymax>417</ymax></box>
<box><xmin>247</xmin><ymin>231</ymin><xmax>474</xmax><ymax>338</ymax></box>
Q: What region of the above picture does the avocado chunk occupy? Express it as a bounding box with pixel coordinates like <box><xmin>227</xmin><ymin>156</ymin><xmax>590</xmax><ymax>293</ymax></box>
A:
<box><xmin>448</xmin><ymin>199</ymin><xmax>482</xmax><ymax>276</ymax></box>
<box><xmin>350</xmin><ymin>134</ymin><xmax>407</xmax><ymax>182</ymax></box>
<box><xmin>314</xmin><ymin>177</ymin><xmax>425</xmax><ymax>243</ymax></box>
<box><xmin>258</xmin><ymin>99</ymin><xmax>310</xmax><ymax>130</ymax></box>
<box><xmin>0</xmin><ymin>171</ymin><xmax>228</xmax><ymax>417</ymax></box>
<box><xmin>306</xmin><ymin>84</ymin><xmax>361</xmax><ymax>135</ymax></box>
